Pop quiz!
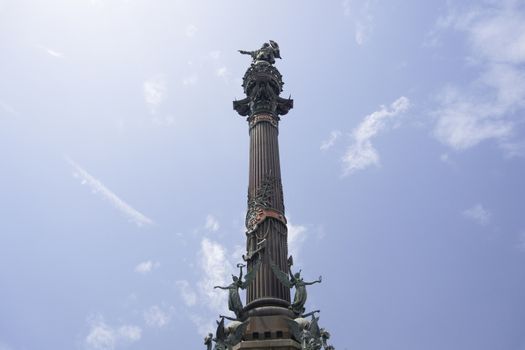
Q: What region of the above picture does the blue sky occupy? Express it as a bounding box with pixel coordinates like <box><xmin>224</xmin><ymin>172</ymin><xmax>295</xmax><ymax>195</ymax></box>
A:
<box><xmin>1</xmin><ymin>0</ymin><xmax>525</xmax><ymax>349</ymax></box>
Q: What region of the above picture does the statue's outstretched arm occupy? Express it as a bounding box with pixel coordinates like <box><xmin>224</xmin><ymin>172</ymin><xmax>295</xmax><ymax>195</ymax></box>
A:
<box><xmin>214</xmin><ymin>285</ymin><xmax>229</xmax><ymax>290</ymax></box>
<box><xmin>303</xmin><ymin>276</ymin><xmax>322</xmax><ymax>286</ymax></box>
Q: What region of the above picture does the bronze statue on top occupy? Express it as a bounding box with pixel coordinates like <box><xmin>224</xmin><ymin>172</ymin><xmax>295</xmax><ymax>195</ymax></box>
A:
<box><xmin>239</xmin><ymin>40</ymin><xmax>281</xmax><ymax>65</ymax></box>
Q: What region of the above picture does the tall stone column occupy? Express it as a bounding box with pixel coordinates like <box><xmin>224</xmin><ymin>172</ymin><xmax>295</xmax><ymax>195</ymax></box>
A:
<box><xmin>204</xmin><ymin>42</ymin><xmax>335</xmax><ymax>350</ymax></box>
<box><xmin>234</xmin><ymin>52</ymin><xmax>293</xmax><ymax>311</ymax></box>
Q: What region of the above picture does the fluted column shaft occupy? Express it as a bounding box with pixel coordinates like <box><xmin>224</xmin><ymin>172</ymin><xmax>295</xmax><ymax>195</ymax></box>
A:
<box><xmin>246</xmin><ymin>115</ymin><xmax>290</xmax><ymax>304</ymax></box>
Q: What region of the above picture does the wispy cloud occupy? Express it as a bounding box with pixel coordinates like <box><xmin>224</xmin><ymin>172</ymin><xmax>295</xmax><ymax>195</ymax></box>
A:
<box><xmin>190</xmin><ymin>313</ymin><xmax>215</xmax><ymax>337</ymax></box>
<box><xmin>440</xmin><ymin>153</ymin><xmax>450</xmax><ymax>163</ymax></box>
<box><xmin>517</xmin><ymin>231</ymin><xmax>525</xmax><ymax>252</ymax></box>
<box><xmin>431</xmin><ymin>2</ymin><xmax>525</xmax><ymax>155</ymax></box>
<box><xmin>342</xmin><ymin>96</ymin><xmax>410</xmax><ymax>175</ymax></box>
<box><xmin>37</xmin><ymin>45</ymin><xmax>64</xmax><ymax>59</ymax></box>
<box><xmin>0</xmin><ymin>99</ymin><xmax>16</xmax><ymax>116</ymax></box>
<box><xmin>355</xmin><ymin>1</ymin><xmax>373</xmax><ymax>45</ymax></box>
<box><xmin>209</xmin><ymin>51</ymin><xmax>221</xmax><ymax>60</ymax></box>
<box><xmin>143</xmin><ymin>305</ymin><xmax>172</xmax><ymax>328</ymax></box>
<box><xmin>182</xmin><ymin>74</ymin><xmax>199</xmax><ymax>86</ymax></box>
<box><xmin>85</xmin><ymin>316</ymin><xmax>141</xmax><ymax>350</ymax></box>
<box><xmin>67</xmin><ymin>158</ymin><xmax>153</xmax><ymax>227</ymax></box>
<box><xmin>216</xmin><ymin>66</ymin><xmax>228</xmax><ymax>78</ymax></box>
<box><xmin>175</xmin><ymin>280</ymin><xmax>197</xmax><ymax>306</ymax></box>
<box><xmin>143</xmin><ymin>78</ymin><xmax>166</xmax><ymax>114</ymax></box>
<box><xmin>186</xmin><ymin>24</ymin><xmax>197</xmax><ymax>38</ymax></box>
<box><xmin>342</xmin><ymin>0</ymin><xmax>351</xmax><ymax>17</ymax></box>
<box><xmin>134</xmin><ymin>260</ymin><xmax>160</xmax><ymax>274</ymax></box>
<box><xmin>205</xmin><ymin>215</ymin><xmax>220</xmax><ymax>232</ymax></box>
<box><xmin>463</xmin><ymin>203</ymin><xmax>491</xmax><ymax>226</ymax></box>
<box><xmin>197</xmin><ymin>238</ymin><xmax>232</xmax><ymax>313</ymax></box>
<box><xmin>320</xmin><ymin>130</ymin><xmax>342</xmax><ymax>151</ymax></box>
<box><xmin>287</xmin><ymin>219</ymin><xmax>307</xmax><ymax>262</ymax></box>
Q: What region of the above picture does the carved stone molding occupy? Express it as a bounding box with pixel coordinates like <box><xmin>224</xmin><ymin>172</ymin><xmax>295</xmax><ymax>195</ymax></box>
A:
<box><xmin>246</xmin><ymin>175</ymin><xmax>286</xmax><ymax>234</ymax></box>
<box><xmin>233</xmin><ymin>61</ymin><xmax>293</xmax><ymax>118</ymax></box>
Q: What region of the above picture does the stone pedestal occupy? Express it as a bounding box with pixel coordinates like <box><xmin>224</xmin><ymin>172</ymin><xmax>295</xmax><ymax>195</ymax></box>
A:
<box><xmin>233</xmin><ymin>339</ymin><xmax>301</xmax><ymax>350</ymax></box>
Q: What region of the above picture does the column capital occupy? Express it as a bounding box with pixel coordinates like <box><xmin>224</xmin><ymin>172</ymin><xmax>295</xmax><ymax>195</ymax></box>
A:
<box><xmin>233</xmin><ymin>61</ymin><xmax>293</xmax><ymax>118</ymax></box>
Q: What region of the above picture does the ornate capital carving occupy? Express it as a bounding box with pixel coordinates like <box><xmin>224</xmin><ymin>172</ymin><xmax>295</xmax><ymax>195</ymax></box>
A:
<box><xmin>233</xmin><ymin>60</ymin><xmax>293</xmax><ymax>118</ymax></box>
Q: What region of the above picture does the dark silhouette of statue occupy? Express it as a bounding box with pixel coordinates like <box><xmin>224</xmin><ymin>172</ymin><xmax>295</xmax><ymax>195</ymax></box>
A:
<box><xmin>270</xmin><ymin>257</ymin><xmax>322</xmax><ymax>315</ymax></box>
<box><xmin>212</xmin><ymin>317</ymin><xmax>247</xmax><ymax>350</ymax></box>
<box><xmin>239</xmin><ymin>40</ymin><xmax>281</xmax><ymax>65</ymax></box>
<box><xmin>204</xmin><ymin>333</ymin><xmax>213</xmax><ymax>350</ymax></box>
<box><xmin>214</xmin><ymin>261</ymin><xmax>261</xmax><ymax>319</ymax></box>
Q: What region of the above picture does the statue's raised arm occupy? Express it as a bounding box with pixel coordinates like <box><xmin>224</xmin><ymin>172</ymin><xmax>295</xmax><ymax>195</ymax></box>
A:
<box><xmin>238</xmin><ymin>40</ymin><xmax>281</xmax><ymax>65</ymax></box>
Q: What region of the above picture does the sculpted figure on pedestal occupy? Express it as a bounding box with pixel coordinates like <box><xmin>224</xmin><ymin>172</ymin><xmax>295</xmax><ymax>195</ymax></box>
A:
<box><xmin>270</xmin><ymin>257</ymin><xmax>322</xmax><ymax>315</ymax></box>
<box><xmin>239</xmin><ymin>40</ymin><xmax>281</xmax><ymax>65</ymax></box>
<box><xmin>214</xmin><ymin>261</ymin><xmax>261</xmax><ymax>319</ymax></box>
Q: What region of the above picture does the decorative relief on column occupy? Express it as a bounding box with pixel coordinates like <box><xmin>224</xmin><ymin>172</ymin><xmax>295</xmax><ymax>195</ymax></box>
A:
<box><xmin>248</xmin><ymin>113</ymin><xmax>279</xmax><ymax>129</ymax></box>
<box><xmin>246</xmin><ymin>175</ymin><xmax>287</xmax><ymax>234</ymax></box>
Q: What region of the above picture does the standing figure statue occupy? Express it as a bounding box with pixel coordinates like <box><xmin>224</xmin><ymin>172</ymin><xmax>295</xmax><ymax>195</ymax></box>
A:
<box><xmin>287</xmin><ymin>316</ymin><xmax>325</xmax><ymax>350</ymax></box>
<box><xmin>214</xmin><ymin>261</ymin><xmax>261</xmax><ymax>319</ymax></box>
<box><xmin>212</xmin><ymin>317</ymin><xmax>248</xmax><ymax>350</ymax></box>
<box><xmin>239</xmin><ymin>40</ymin><xmax>281</xmax><ymax>65</ymax></box>
<box><xmin>270</xmin><ymin>258</ymin><xmax>322</xmax><ymax>315</ymax></box>
<box><xmin>204</xmin><ymin>333</ymin><xmax>213</xmax><ymax>350</ymax></box>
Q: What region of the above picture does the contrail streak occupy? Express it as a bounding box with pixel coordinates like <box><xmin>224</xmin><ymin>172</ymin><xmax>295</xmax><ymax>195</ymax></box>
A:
<box><xmin>66</xmin><ymin>157</ymin><xmax>153</xmax><ymax>227</ymax></box>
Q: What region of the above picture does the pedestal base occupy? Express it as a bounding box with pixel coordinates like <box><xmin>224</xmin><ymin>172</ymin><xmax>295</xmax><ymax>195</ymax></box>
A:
<box><xmin>233</xmin><ymin>339</ymin><xmax>300</xmax><ymax>350</ymax></box>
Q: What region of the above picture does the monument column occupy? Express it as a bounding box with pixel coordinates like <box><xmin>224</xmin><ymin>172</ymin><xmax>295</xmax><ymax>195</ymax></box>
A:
<box><xmin>204</xmin><ymin>42</ymin><xmax>335</xmax><ymax>350</ymax></box>
<box><xmin>234</xmin><ymin>42</ymin><xmax>293</xmax><ymax>310</ymax></box>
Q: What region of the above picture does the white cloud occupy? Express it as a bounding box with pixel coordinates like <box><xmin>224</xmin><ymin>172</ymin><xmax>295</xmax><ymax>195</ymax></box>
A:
<box><xmin>216</xmin><ymin>66</ymin><xmax>228</xmax><ymax>78</ymax></box>
<box><xmin>354</xmin><ymin>1</ymin><xmax>373</xmax><ymax>45</ymax></box>
<box><xmin>433</xmin><ymin>82</ymin><xmax>514</xmax><ymax>151</ymax></box>
<box><xmin>86</xmin><ymin>322</ymin><xmax>115</xmax><ymax>350</ymax></box>
<box><xmin>143</xmin><ymin>78</ymin><xmax>166</xmax><ymax>114</ymax></box>
<box><xmin>186</xmin><ymin>24</ymin><xmax>197</xmax><ymax>37</ymax></box>
<box><xmin>176</xmin><ymin>280</ymin><xmax>197</xmax><ymax>306</ymax></box>
<box><xmin>517</xmin><ymin>231</ymin><xmax>525</xmax><ymax>252</ymax></box>
<box><xmin>144</xmin><ymin>305</ymin><xmax>171</xmax><ymax>328</ymax></box>
<box><xmin>116</xmin><ymin>326</ymin><xmax>142</xmax><ymax>342</ymax></box>
<box><xmin>342</xmin><ymin>0</ymin><xmax>351</xmax><ymax>17</ymax></box>
<box><xmin>197</xmin><ymin>238</ymin><xmax>232</xmax><ymax>313</ymax></box>
<box><xmin>0</xmin><ymin>99</ymin><xmax>16</xmax><ymax>116</ymax></box>
<box><xmin>355</xmin><ymin>22</ymin><xmax>367</xmax><ymax>46</ymax></box>
<box><xmin>432</xmin><ymin>2</ymin><xmax>525</xmax><ymax>154</ymax></box>
<box><xmin>209</xmin><ymin>51</ymin><xmax>221</xmax><ymax>60</ymax></box>
<box><xmin>320</xmin><ymin>130</ymin><xmax>341</xmax><ymax>151</ymax></box>
<box><xmin>287</xmin><ymin>220</ymin><xmax>307</xmax><ymax>262</ymax></box>
<box><xmin>205</xmin><ymin>215</ymin><xmax>220</xmax><ymax>232</ymax></box>
<box><xmin>134</xmin><ymin>260</ymin><xmax>160</xmax><ymax>274</ymax></box>
<box><xmin>463</xmin><ymin>203</ymin><xmax>491</xmax><ymax>226</ymax></box>
<box><xmin>342</xmin><ymin>96</ymin><xmax>410</xmax><ymax>175</ymax></box>
<box><xmin>67</xmin><ymin>158</ymin><xmax>153</xmax><ymax>227</ymax></box>
<box><xmin>190</xmin><ymin>313</ymin><xmax>215</xmax><ymax>337</ymax></box>
<box><xmin>85</xmin><ymin>316</ymin><xmax>141</xmax><ymax>350</ymax></box>
<box><xmin>37</xmin><ymin>45</ymin><xmax>64</xmax><ymax>58</ymax></box>
<box><xmin>183</xmin><ymin>74</ymin><xmax>199</xmax><ymax>86</ymax></box>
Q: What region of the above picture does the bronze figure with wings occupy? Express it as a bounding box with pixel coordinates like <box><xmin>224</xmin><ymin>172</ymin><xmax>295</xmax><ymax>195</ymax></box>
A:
<box><xmin>214</xmin><ymin>260</ymin><xmax>261</xmax><ymax>319</ymax></box>
<box><xmin>212</xmin><ymin>317</ymin><xmax>248</xmax><ymax>350</ymax></box>
<box><xmin>270</xmin><ymin>258</ymin><xmax>322</xmax><ymax>315</ymax></box>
